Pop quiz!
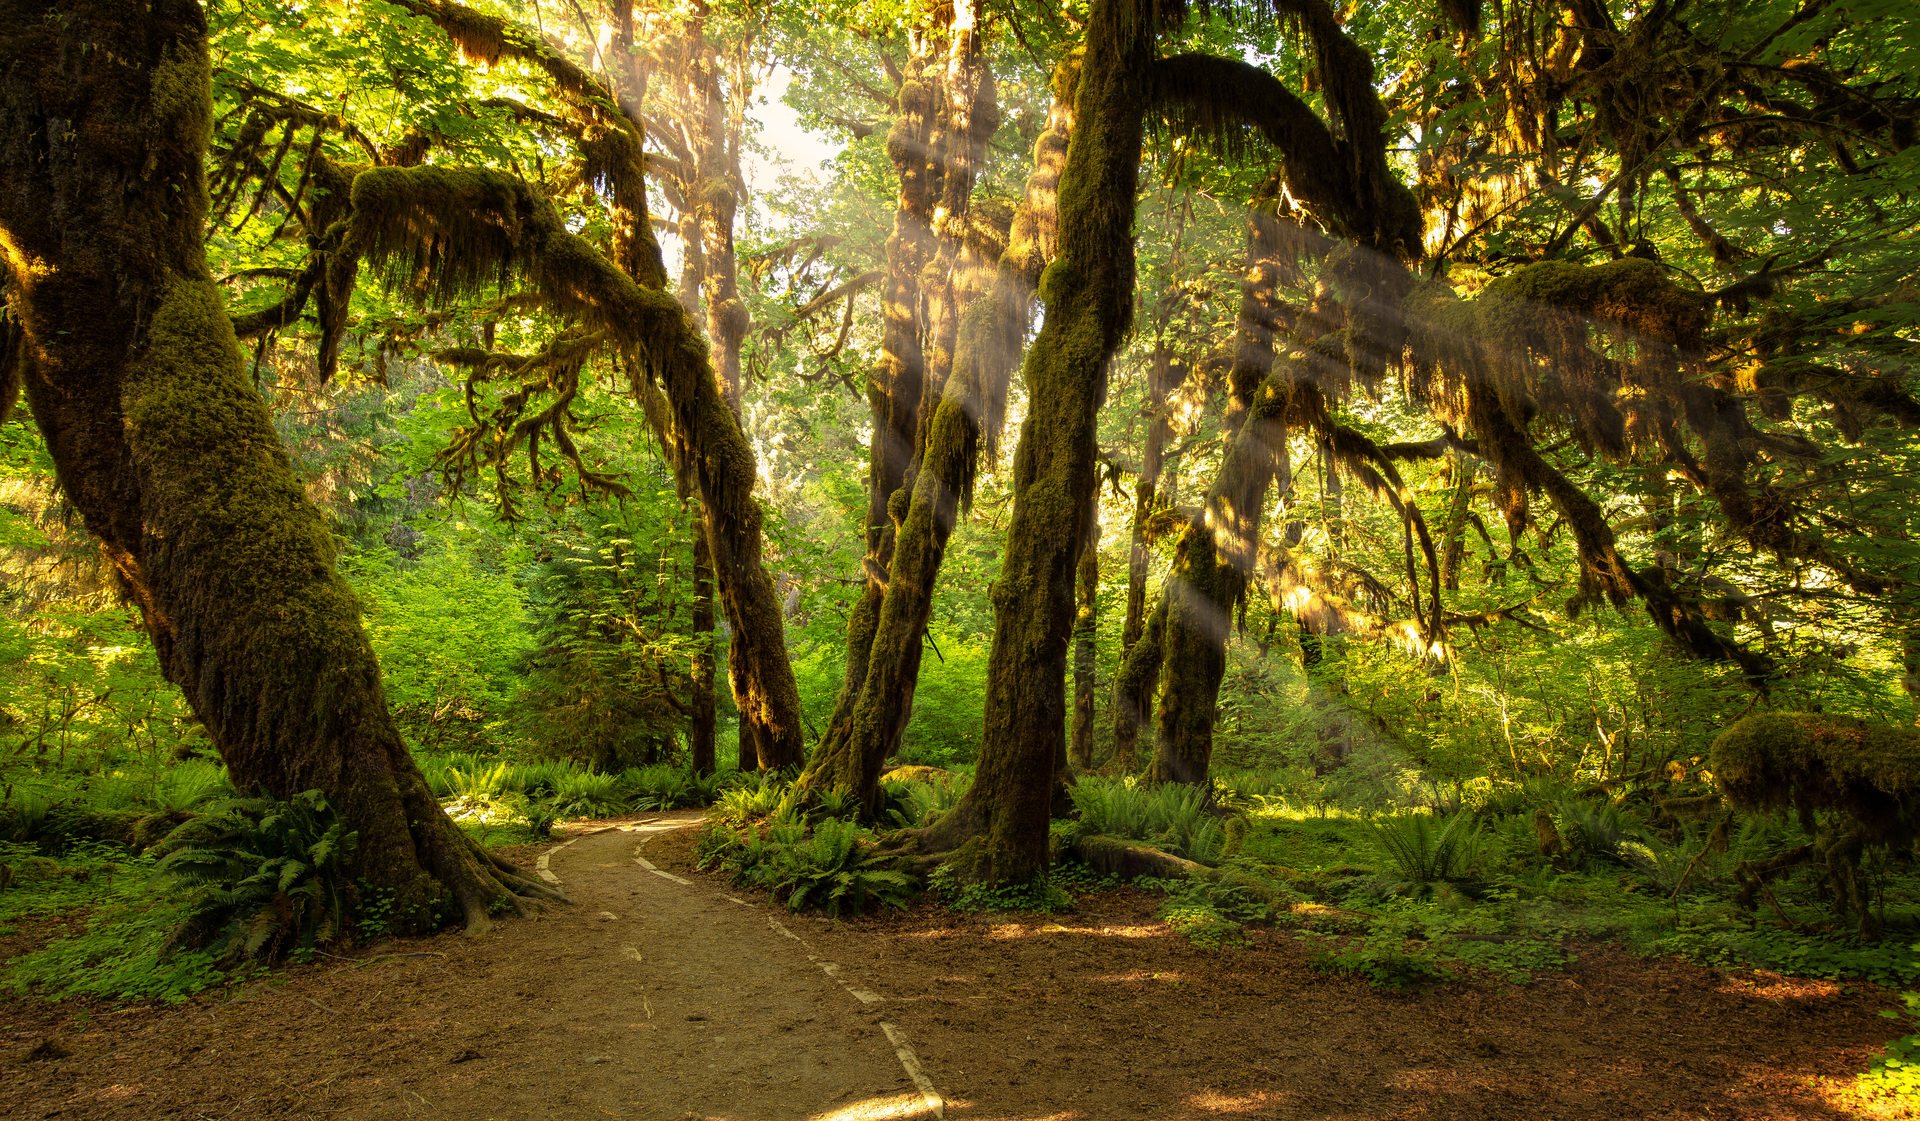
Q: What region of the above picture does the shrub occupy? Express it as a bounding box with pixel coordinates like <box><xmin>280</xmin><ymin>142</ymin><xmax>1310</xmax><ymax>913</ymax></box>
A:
<box><xmin>154</xmin><ymin>790</ymin><xmax>358</xmax><ymax>964</ymax></box>
<box><xmin>1069</xmin><ymin>778</ymin><xmax>1225</xmax><ymax>864</ymax></box>
<box><xmin>1368</xmin><ymin>812</ymin><xmax>1484</xmax><ymax>884</ymax></box>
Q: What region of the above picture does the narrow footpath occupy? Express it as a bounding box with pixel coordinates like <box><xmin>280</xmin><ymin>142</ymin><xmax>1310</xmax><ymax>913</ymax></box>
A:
<box><xmin>1</xmin><ymin>813</ymin><xmax>939</xmax><ymax>1121</ymax></box>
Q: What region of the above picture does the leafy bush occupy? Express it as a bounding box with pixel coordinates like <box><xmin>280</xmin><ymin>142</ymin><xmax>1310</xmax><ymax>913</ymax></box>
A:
<box><xmin>1069</xmin><ymin>777</ymin><xmax>1225</xmax><ymax>864</ymax></box>
<box><xmin>153</xmin><ymin>789</ymin><xmax>358</xmax><ymax>964</ymax></box>
<box><xmin>1367</xmin><ymin>812</ymin><xmax>1484</xmax><ymax>884</ymax></box>
<box><xmin>548</xmin><ymin>770</ymin><xmax>624</xmax><ymax>819</ymax></box>
<box><xmin>705</xmin><ymin>818</ymin><xmax>912</xmax><ymax>916</ymax></box>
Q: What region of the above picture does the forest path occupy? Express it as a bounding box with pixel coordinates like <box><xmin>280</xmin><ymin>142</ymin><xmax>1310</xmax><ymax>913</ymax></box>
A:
<box><xmin>0</xmin><ymin>814</ymin><xmax>937</xmax><ymax>1121</ymax></box>
<box><xmin>3</xmin><ymin>814</ymin><xmax>1915</xmax><ymax>1121</ymax></box>
<box><xmin>375</xmin><ymin>813</ymin><xmax>938</xmax><ymax>1121</ymax></box>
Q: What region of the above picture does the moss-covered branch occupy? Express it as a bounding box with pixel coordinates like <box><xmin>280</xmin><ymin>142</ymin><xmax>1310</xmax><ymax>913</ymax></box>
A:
<box><xmin>0</xmin><ymin>0</ymin><xmax>561</xmax><ymax>932</ymax></box>
<box><xmin>348</xmin><ymin>164</ymin><xmax>805</xmax><ymax>768</ymax></box>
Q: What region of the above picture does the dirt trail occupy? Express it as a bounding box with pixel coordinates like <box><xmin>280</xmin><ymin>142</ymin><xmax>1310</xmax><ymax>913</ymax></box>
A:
<box><xmin>0</xmin><ymin>814</ymin><xmax>936</xmax><ymax>1121</ymax></box>
<box><xmin>3</xmin><ymin>815</ymin><xmax>1916</xmax><ymax>1121</ymax></box>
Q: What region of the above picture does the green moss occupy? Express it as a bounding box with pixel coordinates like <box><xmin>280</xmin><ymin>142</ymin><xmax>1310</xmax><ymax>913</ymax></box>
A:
<box><xmin>1712</xmin><ymin>711</ymin><xmax>1920</xmax><ymax>838</ymax></box>
<box><xmin>1483</xmin><ymin>257</ymin><xmax>1707</xmax><ymax>347</ymax></box>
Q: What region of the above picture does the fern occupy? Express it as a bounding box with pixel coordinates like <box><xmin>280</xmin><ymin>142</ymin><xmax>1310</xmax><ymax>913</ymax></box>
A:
<box><xmin>716</xmin><ymin>817</ymin><xmax>913</xmax><ymax>916</ymax></box>
<box><xmin>1069</xmin><ymin>778</ymin><xmax>1226</xmax><ymax>864</ymax></box>
<box><xmin>153</xmin><ymin>789</ymin><xmax>358</xmax><ymax>964</ymax></box>
<box><xmin>1368</xmin><ymin>812</ymin><xmax>1483</xmax><ymax>884</ymax></box>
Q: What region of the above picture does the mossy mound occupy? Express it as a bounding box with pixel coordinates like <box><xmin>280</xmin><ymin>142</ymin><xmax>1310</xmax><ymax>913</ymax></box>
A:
<box><xmin>1710</xmin><ymin>711</ymin><xmax>1920</xmax><ymax>842</ymax></box>
<box><xmin>881</xmin><ymin>765</ymin><xmax>957</xmax><ymax>787</ymax></box>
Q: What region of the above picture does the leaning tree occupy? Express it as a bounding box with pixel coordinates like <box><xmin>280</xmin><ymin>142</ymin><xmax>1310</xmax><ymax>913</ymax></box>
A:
<box><xmin>0</xmin><ymin>0</ymin><xmax>561</xmax><ymax>930</ymax></box>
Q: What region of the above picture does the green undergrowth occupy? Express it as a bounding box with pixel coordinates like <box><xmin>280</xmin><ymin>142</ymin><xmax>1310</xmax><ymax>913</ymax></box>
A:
<box><xmin>2</xmin><ymin>789</ymin><xmax>363</xmax><ymax>1002</ymax></box>
<box><xmin>930</xmin><ymin>863</ymin><xmax>1074</xmax><ymax>913</ymax></box>
<box><xmin>418</xmin><ymin>752</ymin><xmax>730</xmax><ymax>843</ymax></box>
<box><xmin>696</xmin><ymin>814</ymin><xmax>913</xmax><ymax>917</ymax></box>
<box><xmin>1272</xmin><ymin>803</ymin><xmax>1917</xmax><ymax>990</ymax></box>
<box><xmin>1857</xmin><ymin>991</ymin><xmax>1920</xmax><ymax>1105</ymax></box>
<box><xmin>1051</xmin><ymin>770</ymin><xmax>1920</xmax><ymax>1011</ymax></box>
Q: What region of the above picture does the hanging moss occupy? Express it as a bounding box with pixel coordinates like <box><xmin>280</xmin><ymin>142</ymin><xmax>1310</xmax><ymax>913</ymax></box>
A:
<box><xmin>0</xmin><ymin>0</ymin><xmax>562</xmax><ymax>933</ymax></box>
<box><xmin>1713</xmin><ymin>711</ymin><xmax>1920</xmax><ymax>936</ymax></box>
<box><xmin>1483</xmin><ymin>257</ymin><xmax>1707</xmax><ymax>347</ymax></box>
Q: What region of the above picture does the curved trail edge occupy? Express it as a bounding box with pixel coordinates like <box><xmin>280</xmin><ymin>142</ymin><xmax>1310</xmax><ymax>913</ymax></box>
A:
<box><xmin>544</xmin><ymin>814</ymin><xmax>946</xmax><ymax>1121</ymax></box>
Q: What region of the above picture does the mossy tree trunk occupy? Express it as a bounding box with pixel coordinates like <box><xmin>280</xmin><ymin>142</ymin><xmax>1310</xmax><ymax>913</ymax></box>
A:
<box><xmin>1148</xmin><ymin>204</ymin><xmax>1291</xmax><ymax>786</ymax></box>
<box><xmin>834</xmin><ymin>40</ymin><xmax>938</xmax><ymax>733</ymax></box>
<box><xmin>800</xmin><ymin>41</ymin><xmax>1068</xmax><ymax>814</ymax></box>
<box><xmin>0</xmin><ymin>0</ymin><xmax>557</xmax><ymax>931</ymax></box>
<box><xmin>690</xmin><ymin>506</ymin><xmax>718</xmax><ymax>775</ymax></box>
<box><xmin>1113</xmin><ymin>341</ymin><xmax>1186</xmax><ymax>765</ymax></box>
<box><xmin>362</xmin><ymin>1</ymin><xmax>807</xmax><ymax>772</ymax></box>
<box><xmin>1438</xmin><ymin>450</ymin><xmax>1476</xmax><ymax>590</ymax></box>
<box><xmin>642</xmin><ymin>3</ymin><xmax>777</xmax><ymax>764</ymax></box>
<box><xmin>903</xmin><ymin>0</ymin><xmax>1152</xmax><ymax>881</ymax></box>
<box><xmin>349</xmin><ymin>162</ymin><xmax>805</xmax><ymax>772</ymax></box>
<box><xmin>1069</xmin><ymin>481</ymin><xmax>1100</xmax><ymax>771</ymax></box>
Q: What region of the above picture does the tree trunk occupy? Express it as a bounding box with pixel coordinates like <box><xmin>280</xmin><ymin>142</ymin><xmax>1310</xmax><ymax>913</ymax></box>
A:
<box><xmin>907</xmin><ymin>0</ymin><xmax>1152</xmax><ymax>882</ymax></box>
<box><xmin>1069</xmin><ymin>481</ymin><xmax>1100</xmax><ymax>771</ymax></box>
<box><xmin>0</xmin><ymin>0</ymin><xmax>557</xmax><ymax>931</ymax></box>
<box><xmin>834</xmin><ymin>39</ymin><xmax>939</xmax><ymax>731</ymax></box>
<box><xmin>918</xmin><ymin>3</ymin><xmax>998</xmax><ymax>443</ymax></box>
<box><xmin>1148</xmin><ymin>203</ymin><xmax>1292</xmax><ymax>786</ymax></box>
<box><xmin>799</xmin><ymin>38</ymin><xmax>1067</xmax><ymax>814</ymax></box>
<box><xmin>1111</xmin><ymin>593</ymin><xmax>1167</xmax><ymax>773</ymax></box>
<box><xmin>379</xmin><ymin>0</ymin><xmax>809</xmax><ymax>769</ymax></box>
<box><xmin>1439</xmin><ymin>449</ymin><xmax>1476</xmax><ymax>590</ymax></box>
<box><xmin>690</xmin><ymin>507</ymin><xmax>718</xmax><ymax>775</ymax></box>
<box><xmin>1113</xmin><ymin>341</ymin><xmax>1185</xmax><ymax>763</ymax></box>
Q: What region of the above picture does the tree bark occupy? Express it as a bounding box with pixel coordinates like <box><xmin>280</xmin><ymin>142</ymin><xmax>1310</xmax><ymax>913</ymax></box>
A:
<box><xmin>1069</xmin><ymin>480</ymin><xmax>1100</xmax><ymax>771</ymax></box>
<box><xmin>835</xmin><ymin>39</ymin><xmax>938</xmax><ymax>732</ymax></box>
<box><xmin>1148</xmin><ymin>203</ymin><xmax>1292</xmax><ymax>785</ymax></box>
<box><xmin>0</xmin><ymin>0</ymin><xmax>558</xmax><ymax>931</ymax></box>
<box><xmin>1113</xmin><ymin>341</ymin><xmax>1185</xmax><ymax>765</ymax></box>
<box><xmin>798</xmin><ymin>40</ymin><xmax>1068</xmax><ymax>814</ymax></box>
<box><xmin>905</xmin><ymin>0</ymin><xmax>1152</xmax><ymax>882</ymax></box>
<box><xmin>1438</xmin><ymin>449</ymin><xmax>1476</xmax><ymax>590</ymax></box>
<box><xmin>690</xmin><ymin>506</ymin><xmax>718</xmax><ymax>775</ymax></box>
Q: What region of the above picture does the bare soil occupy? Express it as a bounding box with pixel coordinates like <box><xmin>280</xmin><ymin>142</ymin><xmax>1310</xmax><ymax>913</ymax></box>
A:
<box><xmin>2</xmin><ymin>814</ymin><xmax>1914</xmax><ymax>1121</ymax></box>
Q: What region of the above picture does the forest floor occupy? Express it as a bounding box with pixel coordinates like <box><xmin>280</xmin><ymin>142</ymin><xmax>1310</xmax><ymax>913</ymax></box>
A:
<box><xmin>0</xmin><ymin>812</ymin><xmax>1914</xmax><ymax>1121</ymax></box>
